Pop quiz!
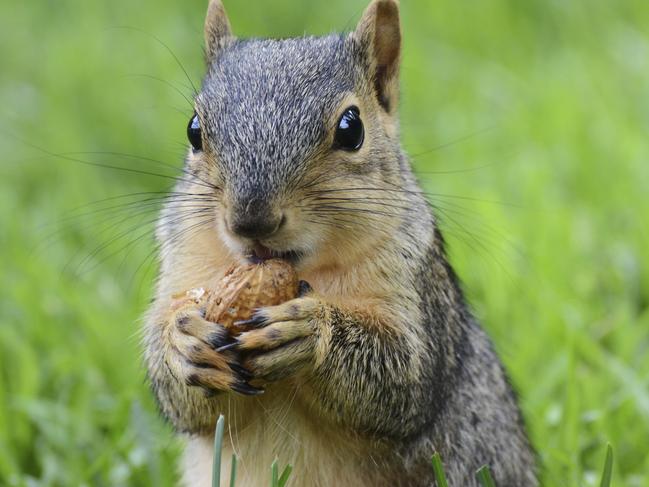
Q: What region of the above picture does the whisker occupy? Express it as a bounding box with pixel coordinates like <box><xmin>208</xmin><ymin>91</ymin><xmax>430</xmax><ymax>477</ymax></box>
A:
<box><xmin>305</xmin><ymin>184</ymin><xmax>520</xmax><ymax>209</ymax></box>
<box><xmin>62</xmin><ymin>151</ymin><xmax>219</xmax><ymax>191</ymax></box>
<box><xmin>17</xmin><ymin>140</ymin><xmax>215</xmax><ymax>190</ymax></box>
<box><xmin>37</xmin><ymin>197</ymin><xmax>219</xmax><ymax>256</ymax></box>
<box><xmin>129</xmin><ymin>212</ymin><xmax>217</xmax><ymax>285</ymax></box>
<box><xmin>122</xmin><ymin>73</ymin><xmax>194</xmax><ymax>108</ymax></box>
<box><xmin>302</xmin><ymin>205</ymin><xmax>403</xmax><ymax>219</ymax></box>
<box><xmin>111</xmin><ymin>26</ymin><xmax>199</xmax><ymax>96</ymax></box>
<box><xmin>57</xmin><ymin>194</ymin><xmax>216</xmax><ymax>224</ymax></box>
<box><xmin>408</xmin><ymin>125</ymin><xmax>495</xmax><ymax>160</ymax></box>
<box><xmin>61</xmin><ymin>151</ymin><xmax>220</xmax><ymax>190</ymax></box>
<box><xmin>66</xmin><ymin>207</ymin><xmax>215</xmax><ymax>276</ymax></box>
<box><xmin>301</xmin><ymin>197</ymin><xmax>411</xmax><ymax>212</ymax></box>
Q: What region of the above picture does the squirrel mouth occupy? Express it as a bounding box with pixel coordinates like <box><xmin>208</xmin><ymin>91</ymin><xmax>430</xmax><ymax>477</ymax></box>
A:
<box><xmin>248</xmin><ymin>242</ymin><xmax>302</xmax><ymax>264</ymax></box>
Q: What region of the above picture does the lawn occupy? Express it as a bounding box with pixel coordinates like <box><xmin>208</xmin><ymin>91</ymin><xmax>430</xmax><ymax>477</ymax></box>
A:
<box><xmin>1</xmin><ymin>0</ymin><xmax>648</xmax><ymax>485</ymax></box>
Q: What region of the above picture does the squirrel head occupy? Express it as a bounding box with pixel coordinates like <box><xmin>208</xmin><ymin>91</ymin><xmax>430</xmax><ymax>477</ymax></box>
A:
<box><xmin>185</xmin><ymin>0</ymin><xmax>406</xmax><ymax>270</ymax></box>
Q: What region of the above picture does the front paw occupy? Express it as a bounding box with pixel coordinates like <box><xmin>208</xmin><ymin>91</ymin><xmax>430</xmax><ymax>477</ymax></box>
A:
<box><xmin>165</xmin><ymin>303</ymin><xmax>263</xmax><ymax>396</ymax></box>
<box><xmin>221</xmin><ymin>297</ymin><xmax>323</xmax><ymax>381</ymax></box>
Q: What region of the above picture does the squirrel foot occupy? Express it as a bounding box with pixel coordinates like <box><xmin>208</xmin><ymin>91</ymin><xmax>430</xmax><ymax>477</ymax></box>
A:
<box><xmin>232</xmin><ymin>296</ymin><xmax>323</xmax><ymax>382</ymax></box>
<box><xmin>165</xmin><ymin>304</ymin><xmax>263</xmax><ymax>396</ymax></box>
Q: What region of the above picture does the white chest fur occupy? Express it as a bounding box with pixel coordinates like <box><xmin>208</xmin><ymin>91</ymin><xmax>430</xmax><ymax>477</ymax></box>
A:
<box><xmin>179</xmin><ymin>389</ymin><xmax>384</xmax><ymax>487</ymax></box>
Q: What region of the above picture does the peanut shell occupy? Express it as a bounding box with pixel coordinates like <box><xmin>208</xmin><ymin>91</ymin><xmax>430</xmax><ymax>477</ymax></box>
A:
<box><xmin>203</xmin><ymin>259</ymin><xmax>298</xmax><ymax>335</ymax></box>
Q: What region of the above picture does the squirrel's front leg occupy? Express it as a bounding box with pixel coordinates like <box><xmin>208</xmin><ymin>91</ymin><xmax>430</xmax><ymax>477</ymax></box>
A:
<box><xmin>144</xmin><ymin>298</ymin><xmax>263</xmax><ymax>433</ymax></box>
<box><xmin>229</xmin><ymin>290</ymin><xmax>427</xmax><ymax>437</ymax></box>
<box><xmin>223</xmin><ymin>289</ymin><xmax>325</xmax><ymax>382</ymax></box>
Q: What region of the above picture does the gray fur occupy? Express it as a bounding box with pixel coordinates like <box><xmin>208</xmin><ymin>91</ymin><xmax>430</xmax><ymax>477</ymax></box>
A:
<box><xmin>200</xmin><ymin>37</ymin><xmax>352</xmax><ymax>201</ymax></box>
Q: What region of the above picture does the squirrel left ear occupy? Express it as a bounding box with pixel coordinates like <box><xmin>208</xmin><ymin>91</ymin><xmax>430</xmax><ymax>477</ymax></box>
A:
<box><xmin>353</xmin><ymin>0</ymin><xmax>401</xmax><ymax>113</ymax></box>
<box><xmin>204</xmin><ymin>0</ymin><xmax>234</xmax><ymax>63</ymax></box>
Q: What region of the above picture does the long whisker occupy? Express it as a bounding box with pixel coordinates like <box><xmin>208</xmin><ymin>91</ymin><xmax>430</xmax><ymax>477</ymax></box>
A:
<box><xmin>110</xmin><ymin>210</ymin><xmax>217</xmax><ymax>294</ymax></box>
<box><xmin>60</xmin><ymin>150</ymin><xmax>219</xmax><ymax>191</ymax></box>
<box><xmin>66</xmin><ymin>207</ymin><xmax>214</xmax><ymax>276</ymax></box>
<box><xmin>301</xmin><ymin>197</ymin><xmax>411</xmax><ymax>212</ymax></box>
<box><xmin>36</xmin><ymin>195</ymin><xmax>219</xmax><ymax>256</ymax></box>
<box><xmin>16</xmin><ymin>139</ymin><xmax>215</xmax><ymax>190</ymax></box>
<box><xmin>305</xmin><ymin>184</ymin><xmax>520</xmax><ymax>209</ymax></box>
<box><xmin>69</xmin><ymin>211</ymin><xmax>197</xmax><ymax>274</ymax></box>
<box><xmin>408</xmin><ymin>125</ymin><xmax>495</xmax><ymax>160</ymax></box>
<box><xmin>61</xmin><ymin>190</ymin><xmax>215</xmax><ymax>212</ymax></box>
<box><xmin>111</xmin><ymin>26</ymin><xmax>199</xmax><ymax>96</ymax></box>
<box><xmin>123</xmin><ymin>73</ymin><xmax>195</xmax><ymax>108</ymax></box>
<box><xmin>428</xmin><ymin>202</ymin><xmax>513</xmax><ymax>278</ymax></box>
<box><xmin>57</xmin><ymin>193</ymin><xmax>216</xmax><ymax>224</ymax></box>
<box><xmin>301</xmin><ymin>205</ymin><xmax>404</xmax><ymax>219</ymax></box>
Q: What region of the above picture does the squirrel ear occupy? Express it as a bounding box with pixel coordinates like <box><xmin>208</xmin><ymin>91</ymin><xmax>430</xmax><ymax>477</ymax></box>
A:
<box><xmin>204</xmin><ymin>0</ymin><xmax>234</xmax><ymax>62</ymax></box>
<box><xmin>353</xmin><ymin>0</ymin><xmax>401</xmax><ymax>113</ymax></box>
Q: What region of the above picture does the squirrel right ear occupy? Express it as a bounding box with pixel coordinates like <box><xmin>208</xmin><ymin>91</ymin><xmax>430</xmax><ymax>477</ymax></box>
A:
<box><xmin>204</xmin><ymin>0</ymin><xmax>234</xmax><ymax>62</ymax></box>
<box><xmin>353</xmin><ymin>0</ymin><xmax>401</xmax><ymax>113</ymax></box>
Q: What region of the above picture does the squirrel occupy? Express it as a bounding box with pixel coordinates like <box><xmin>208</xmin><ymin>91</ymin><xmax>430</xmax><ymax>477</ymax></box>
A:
<box><xmin>143</xmin><ymin>0</ymin><xmax>538</xmax><ymax>486</ymax></box>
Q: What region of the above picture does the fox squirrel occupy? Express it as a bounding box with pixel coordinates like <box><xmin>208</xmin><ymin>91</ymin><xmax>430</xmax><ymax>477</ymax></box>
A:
<box><xmin>143</xmin><ymin>0</ymin><xmax>538</xmax><ymax>485</ymax></box>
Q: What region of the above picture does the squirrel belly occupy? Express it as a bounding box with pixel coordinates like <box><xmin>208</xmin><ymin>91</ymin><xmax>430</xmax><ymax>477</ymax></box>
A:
<box><xmin>142</xmin><ymin>0</ymin><xmax>538</xmax><ymax>486</ymax></box>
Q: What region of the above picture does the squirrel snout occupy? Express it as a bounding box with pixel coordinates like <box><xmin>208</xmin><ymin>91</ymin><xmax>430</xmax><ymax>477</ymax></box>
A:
<box><xmin>226</xmin><ymin>198</ymin><xmax>285</xmax><ymax>240</ymax></box>
<box><xmin>230</xmin><ymin>214</ymin><xmax>284</xmax><ymax>240</ymax></box>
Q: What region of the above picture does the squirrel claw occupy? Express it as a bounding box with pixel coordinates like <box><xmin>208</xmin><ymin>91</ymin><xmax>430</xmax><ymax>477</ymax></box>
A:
<box><xmin>228</xmin><ymin>362</ymin><xmax>253</xmax><ymax>380</ymax></box>
<box><xmin>231</xmin><ymin>381</ymin><xmax>264</xmax><ymax>396</ymax></box>
<box><xmin>206</xmin><ymin>327</ymin><xmax>235</xmax><ymax>349</ymax></box>
<box><xmin>216</xmin><ymin>341</ymin><xmax>240</xmax><ymax>352</ymax></box>
<box><xmin>234</xmin><ymin>313</ymin><xmax>267</xmax><ymax>328</ymax></box>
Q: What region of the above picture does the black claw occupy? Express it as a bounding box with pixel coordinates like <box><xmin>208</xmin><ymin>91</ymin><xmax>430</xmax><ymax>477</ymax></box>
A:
<box><xmin>231</xmin><ymin>381</ymin><xmax>264</xmax><ymax>396</ymax></box>
<box><xmin>234</xmin><ymin>314</ymin><xmax>266</xmax><ymax>328</ymax></box>
<box><xmin>298</xmin><ymin>280</ymin><xmax>313</xmax><ymax>297</ymax></box>
<box><xmin>207</xmin><ymin>328</ymin><xmax>233</xmax><ymax>349</ymax></box>
<box><xmin>228</xmin><ymin>362</ymin><xmax>253</xmax><ymax>380</ymax></box>
<box><xmin>216</xmin><ymin>340</ymin><xmax>240</xmax><ymax>353</ymax></box>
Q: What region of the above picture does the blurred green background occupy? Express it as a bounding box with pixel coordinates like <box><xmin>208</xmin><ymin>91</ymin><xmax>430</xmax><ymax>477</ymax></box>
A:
<box><xmin>1</xmin><ymin>0</ymin><xmax>648</xmax><ymax>485</ymax></box>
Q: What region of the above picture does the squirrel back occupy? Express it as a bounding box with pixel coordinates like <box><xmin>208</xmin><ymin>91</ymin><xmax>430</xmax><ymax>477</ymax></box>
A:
<box><xmin>143</xmin><ymin>1</ymin><xmax>538</xmax><ymax>485</ymax></box>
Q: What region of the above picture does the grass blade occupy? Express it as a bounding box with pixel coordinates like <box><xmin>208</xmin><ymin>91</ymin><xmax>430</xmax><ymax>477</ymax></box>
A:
<box><xmin>212</xmin><ymin>414</ymin><xmax>225</xmax><ymax>487</ymax></box>
<box><xmin>278</xmin><ymin>464</ymin><xmax>293</xmax><ymax>487</ymax></box>
<box><xmin>230</xmin><ymin>453</ymin><xmax>238</xmax><ymax>487</ymax></box>
<box><xmin>476</xmin><ymin>465</ymin><xmax>497</xmax><ymax>487</ymax></box>
<box><xmin>431</xmin><ymin>452</ymin><xmax>449</xmax><ymax>487</ymax></box>
<box><xmin>599</xmin><ymin>444</ymin><xmax>614</xmax><ymax>487</ymax></box>
<box><xmin>271</xmin><ymin>457</ymin><xmax>279</xmax><ymax>487</ymax></box>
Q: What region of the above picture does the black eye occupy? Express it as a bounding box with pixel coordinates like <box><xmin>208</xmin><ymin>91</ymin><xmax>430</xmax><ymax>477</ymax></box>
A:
<box><xmin>334</xmin><ymin>106</ymin><xmax>364</xmax><ymax>151</ymax></box>
<box><xmin>187</xmin><ymin>113</ymin><xmax>202</xmax><ymax>151</ymax></box>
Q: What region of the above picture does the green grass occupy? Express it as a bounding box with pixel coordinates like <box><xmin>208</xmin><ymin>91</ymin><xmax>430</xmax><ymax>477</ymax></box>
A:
<box><xmin>1</xmin><ymin>0</ymin><xmax>648</xmax><ymax>485</ymax></box>
<box><xmin>476</xmin><ymin>466</ymin><xmax>498</xmax><ymax>487</ymax></box>
<box><xmin>211</xmin><ymin>415</ymin><xmax>292</xmax><ymax>487</ymax></box>
<box><xmin>432</xmin><ymin>452</ymin><xmax>450</xmax><ymax>487</ymax></box>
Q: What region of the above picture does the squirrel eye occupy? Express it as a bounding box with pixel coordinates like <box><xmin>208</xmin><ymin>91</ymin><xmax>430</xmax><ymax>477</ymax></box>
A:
<box><xmin>334</xmin><ymin>106</ymin><xmax>364</xmax><ymax>151</ymax></box>
<box><xmin>187</xmin><ymin>113</ymin><xmax>202</xmax><ymax>151</ymax></box>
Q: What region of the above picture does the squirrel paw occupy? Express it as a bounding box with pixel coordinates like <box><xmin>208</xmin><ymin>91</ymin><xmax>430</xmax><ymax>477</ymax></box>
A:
<box><xmin>165</xmin><ymin>306</ymin><xmax>263</xmax><ymax>396</ymax></box>
<box><xmin>227</xmin><ymin>297</ymin><xmax>321</xmax><ymax>381</ymax></box>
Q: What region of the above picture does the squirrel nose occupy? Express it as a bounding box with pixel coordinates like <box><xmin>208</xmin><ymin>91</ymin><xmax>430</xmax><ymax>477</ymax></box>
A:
<box><xmin>227</xmin><ymin>196</ymin><xmax>284</xmax><ymax>240</ymax></box>
<box><xmin>230</xmin><ymin>213</ymin><xmax>283</xmax><ymax>239</ymax></box>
